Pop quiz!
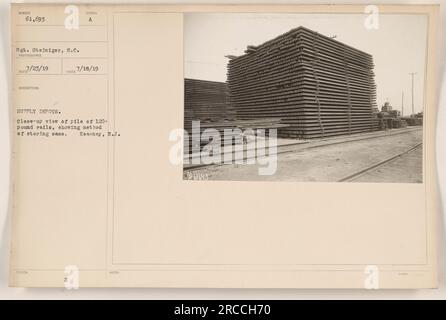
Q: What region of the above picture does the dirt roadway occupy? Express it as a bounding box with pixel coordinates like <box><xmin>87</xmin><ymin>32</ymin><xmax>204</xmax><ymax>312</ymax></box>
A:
<box><xmin>188</xmin><ymin>128</ymin><xmax>423</xmax><ymax>183</ymax></box>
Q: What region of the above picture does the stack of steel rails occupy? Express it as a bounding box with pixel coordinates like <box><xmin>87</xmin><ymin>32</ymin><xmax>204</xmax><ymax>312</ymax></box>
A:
<box><xmin>227</xmin><ymin>26</ymin><xmax>379</xmax><ymax>139</ymax></box>
<box><xmin>184</xmin><ymin>78</ymin><xmax>235</xmax><ymax>133</ymax></box>
<box><xmin>184</xmin><ymin>78</ymin><xmax>288</xmax><ymax>153</ymax></box>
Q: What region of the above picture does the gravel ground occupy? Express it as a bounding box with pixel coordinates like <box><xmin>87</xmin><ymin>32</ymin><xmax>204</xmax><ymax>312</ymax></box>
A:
<box><xmin>351</xmin><ymin>145</ymin><xmax>422</xmax><ymax>183</ymax></box>
<box><xmin>186</xmin><ymin>128</ymin><xmax>423</xmax><ymax>183</ymax></box>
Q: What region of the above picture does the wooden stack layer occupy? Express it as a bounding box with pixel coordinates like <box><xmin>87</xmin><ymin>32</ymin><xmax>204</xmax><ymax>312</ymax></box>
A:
<box><xmin>227</xmin><ymin>26</ymin><xmax>378</xmax><ymax>139</ymax></box>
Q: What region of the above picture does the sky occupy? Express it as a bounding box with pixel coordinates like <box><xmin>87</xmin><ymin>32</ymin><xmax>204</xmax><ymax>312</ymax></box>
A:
<box><xmin>184</xmin><ymin>13</ymin><xmax>428</xmax><ymax>115</ymax></box>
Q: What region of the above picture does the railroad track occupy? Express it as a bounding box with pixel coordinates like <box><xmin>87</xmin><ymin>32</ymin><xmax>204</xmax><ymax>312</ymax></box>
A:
<box><xmin>337</xmin><ymin>142</ymin><xmax>422</xmax><ymax>182</ymax></box>
<box><xmin>183</xmin><ymin>127</ymin><xmax>422</xmax><ymax>172</ymax></box>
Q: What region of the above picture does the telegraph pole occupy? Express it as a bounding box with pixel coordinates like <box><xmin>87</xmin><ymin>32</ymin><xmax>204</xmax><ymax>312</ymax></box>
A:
<box><xmin>401</xmin><ymin>91</ymin><xmax>404</xmax><ymax>117</ymax></box>
<box><xmin>409</xmin><ymin>72</ymin><xmax>417</xmax><ymax>116</ymax></box>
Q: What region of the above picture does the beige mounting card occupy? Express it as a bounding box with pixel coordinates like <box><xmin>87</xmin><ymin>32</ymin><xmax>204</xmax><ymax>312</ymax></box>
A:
<box><xmin>9</xmin><ymin>3</ymin><xmax>439</xmax><ymax>288</ymax></box>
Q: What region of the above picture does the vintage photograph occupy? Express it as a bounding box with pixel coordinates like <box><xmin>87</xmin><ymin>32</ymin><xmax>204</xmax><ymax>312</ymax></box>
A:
<box><xmin>183</xmin><ymin>13</ymin><xmax>426</xmax><ymax>182</ymax></box>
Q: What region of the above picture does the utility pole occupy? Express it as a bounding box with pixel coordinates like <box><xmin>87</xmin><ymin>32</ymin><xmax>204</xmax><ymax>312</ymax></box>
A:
<box><xmin>401</xmin><ymin>91</ymin><xmax>404</xmax><ymax>117</ymax></box>
<box><xmin>409</xmin><ymin>72</ymin><xmax>417</xmax><ymax>116</ymax></box>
